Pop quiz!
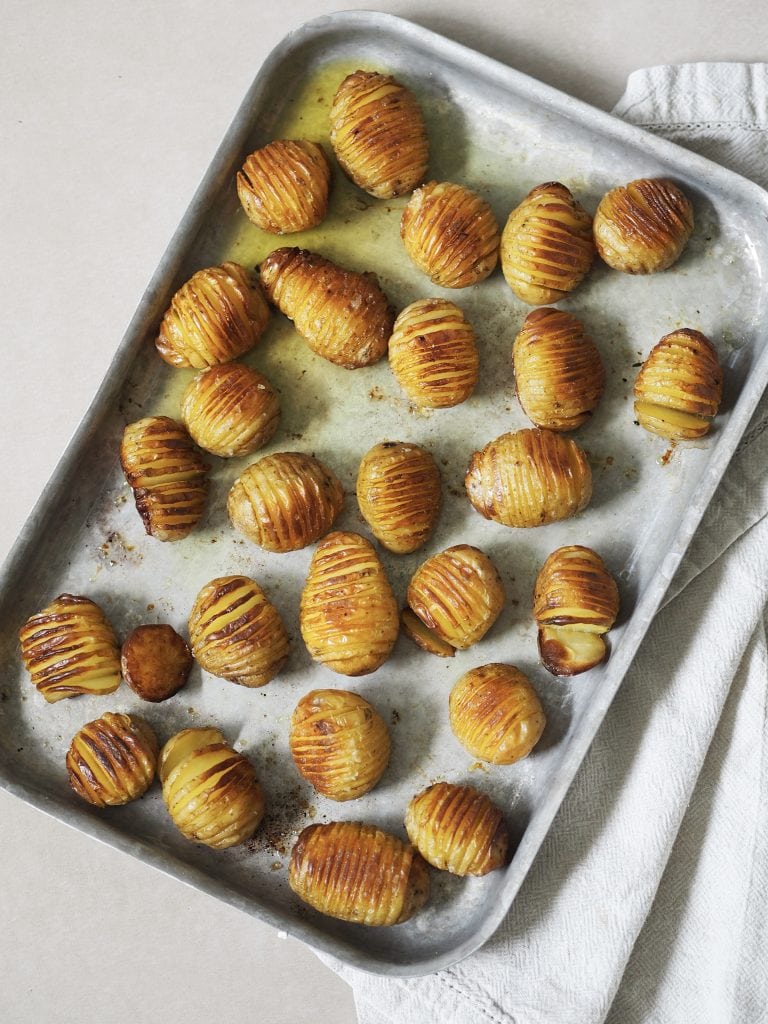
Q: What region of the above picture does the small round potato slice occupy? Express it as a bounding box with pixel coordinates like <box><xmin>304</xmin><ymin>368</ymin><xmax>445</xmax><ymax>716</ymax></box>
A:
<box><xmin>121</xmin><ymin>624</ymin><xmax>193</xmax><ymax>702</ymax></box>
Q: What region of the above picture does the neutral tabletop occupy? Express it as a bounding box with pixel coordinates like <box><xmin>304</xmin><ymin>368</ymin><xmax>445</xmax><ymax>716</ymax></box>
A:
<box><xmin>2</xmin><ymin>2</ymin><xmax>766</xmax><ymax>1022</ymax></box>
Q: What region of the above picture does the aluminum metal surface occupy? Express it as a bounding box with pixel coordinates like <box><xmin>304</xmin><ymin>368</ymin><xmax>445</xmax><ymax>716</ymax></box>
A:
<box><xmin>1</xmin><ymin>11</ymin><xmax>768</xmax><ymax>977</ymax></box>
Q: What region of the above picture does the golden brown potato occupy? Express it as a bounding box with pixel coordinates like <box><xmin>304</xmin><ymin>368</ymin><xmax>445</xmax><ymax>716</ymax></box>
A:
<box><xmin>634</xmin><ymin>329</ymin><xmax>723</xmax><ymax>440</ymax></box>
<box><xmin>236</xmin><ymin>139</ymin><xmax>330</xmax><ymax>234</ymax></box>
<box><xmin>405</xmin><ymin>545</ymin><xmax>504</xmax><ymax>656</ymax></box>
<box><xmin>260</xmin><ymin>247</ymin><xmax>394</xmax><ymax>368</ymax></box>
<box><xmin>19</xmin><ymin>594</ymin><xmax>121</xmax><ymax>703</ymax></box>
<box><xmin>67</xmin><ymin>713</ymin><xmax>158</xmax><ymax>807</ymax></box>
<box><xmin>533</xmin><ymin>545</ymin><xmax>619</xmax><ymax>676</ymax></box>
<box><xmin>500</xmin><ymin>182</ymin><xmax>594</xmax><ymax>305</ymax></box>
<box><xmin>449</xmin><ymin>664</ymin><xmax>545</xmax><ymax>765</ymax></box>
<box><xmin>120</xmin><ymin>416</ymin><xmax>209</xmax><ymax>542</ymax></box>
<box><xmin>290</xmin><ymin>689</ymin><xmax>391</xmax><ymax>800</ymax></box>
<box><xmin>405</xmin><ymin>782</ymin><xmax>509</xmax><ymax>876</ymax></box>
<box><xmin>401</xmin><ymin>181</ymin><xmax>499</xmax><ymax>288</ymax></box>
<box><xmin>329</xmin><ymin>70</ymin><xmax>428</xmax><ymax>199</ymax></box>
<box><xmin>188</xmin><ymin>575</ymin><xmax>289</xmax><ymax>688</ymax></box>
<box><xmin>289</xmin><ymin>821</ymin><xmax>430</xmax><ymax>926</ymax></box>
<box><xmin>181</xmin><ymin>362</ymin><xmax>279</xmax><ymax>459</ymax></box>
<box><xmin>593</xmin><ymin>178</ymin><xmax>694</xmax><ymax>274</ymax></box>
<box><xmin>513</xmin><ymin>308</ymin><xmax>605</xmax><ymax>430</ymax></box>
<box><xmin>388</xmin><ymin>298</ymin><xmax>479</xmax><ymax>408</ymax></box>
<box><xmin>300</xmin><ymin>531</ymin><xmax>399</xmax><ymax>676</ymax></box>
<box><xmin>227</xmin><ymin>451</ymin><xmax>343</xmax><ymax>552</ymax></box>
<box><xmin>160</xmin><ymin>728</ymin><xmax>265</xmax><ymax>849</ymax></box>
<box><xmin>400</xmin><ymin>608</ymin><xmax>456</xmax><ymax>658</ymax></box>
<box><xmin>120</xmin><ymin>624</ymin><xmax>192</xmax><ymax>702</ymax></box>
<box><xmin>356</xmin><ymin>441</ymin><xmax>441</xmax><ymax>554</ymax></box>
<box><xmin>156</xmin><ymin>262</ymin><xmax>270</xmax><ymax>368</ymax></box>
<box><xmin>465</xmin><ymin>428</ymin><xmax>592</xmax><ymax>528</ymax></box>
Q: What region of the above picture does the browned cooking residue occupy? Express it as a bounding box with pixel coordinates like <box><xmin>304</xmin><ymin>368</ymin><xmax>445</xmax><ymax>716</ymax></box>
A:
<box><xmin>245</xmin><ymin>785</ymin><xmax>317</xmax><ymax>857</ymax></box>
<box><xmin>97</xmin><ymin>530</ymin><xmax>141</xmax><ymax>567</ymax></box>
<box><xmin>659</xmin><ymin>444</ymin><xmax>677</xmax><ymax>466</ymax></box>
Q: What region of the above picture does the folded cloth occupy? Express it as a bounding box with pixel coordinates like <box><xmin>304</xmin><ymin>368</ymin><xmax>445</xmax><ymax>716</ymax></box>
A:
<box><xmin>324</xmin><ymin>64</ymin><xmax>768</xmax><ymax>1024</ymax></box>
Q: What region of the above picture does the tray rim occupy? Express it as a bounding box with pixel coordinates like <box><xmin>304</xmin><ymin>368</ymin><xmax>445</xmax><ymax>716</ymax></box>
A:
<box><xmin>3</xmin><ymin>8</ymin><xmax>768</xmax><ymax>978</ymax></box>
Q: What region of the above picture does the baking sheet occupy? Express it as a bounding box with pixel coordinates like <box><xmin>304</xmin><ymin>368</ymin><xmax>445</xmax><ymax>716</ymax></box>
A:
<box><xmin>1</xmin><ymin>11</ymin><xmax>768</xmax><ymax>977</ymax></box>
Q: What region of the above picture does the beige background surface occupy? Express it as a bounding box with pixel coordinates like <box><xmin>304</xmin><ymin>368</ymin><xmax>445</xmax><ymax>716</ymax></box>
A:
<box><xmin>1</xmin><ymin>2</ymin><xmax>766</xmax><ymax>1021</ymax></box>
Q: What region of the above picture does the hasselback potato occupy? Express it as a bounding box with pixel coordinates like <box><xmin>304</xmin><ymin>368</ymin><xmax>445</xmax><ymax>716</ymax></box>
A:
<box><xmin>236</xmin><ymin>139</ymin><xmax>330</xmax><ymax>234</ymax></box>
<box><xmin>120</xmin><ymin>416</ymin><xmax>209</xmax><ymax>542</ymax></box>
<box><xmin>401</xmin><ymin>181</ymin><xmax>499</xmax><ymax>288</ymax></box>
<box><xmin>356</xmin><ymin>441</ymin><xmax>441</xmax><ymax>554</ymax></box>
<box><xmin>260</xmin><ymin>247</ymin><xmax>394</xmax><ymax>368</ymax></box>
<box><xmin>405</xmin><ymin>545</ymin><xmax>504</xmax><ymax>655</ymax></box>
<box><xmin>388</xmin><ymin>298</ymin><xmax>479</xmax><ymax>408</ymax></box>
<box><xmin>188</xmin><ymin>575</ymin><xmax>289</xmax><ymax>687</ymax></box>
<box><xmin>181</xmin><ymin>363</ymin><xmax>280</xmax><ymax>458</ymax></box>
<box><xmin>227</xmin><ymin>451</ymin><xmax>344</xmax><ymax>552</ymax></box>
<box><xmin>289</xmin><ymin>821</ymin><xmax>430</xmax><ymax>926</ymax></box>
<box><xmin>19</xmin><ymin>594</ymin><xmax>121</xmax><ymax>703</ymax></box>
<box><xmin>533</xmin><ymin>545</ymin><xmax>619</xmax><ymax>676</ymax></box>
<box><xmin>156</xmin><ymin>262</ymin><xmax>270</xmax><ymax>368</ymax></box>
<box><xmin>405</xmin><ymin>782</ymin><xmax>509</xmax><ymax>876</ymax></box>
<box><xmin>633</xmin><ymin>328</ymin><xmax>723</xmax><ymax>440</ymax></box>
<box><xmin>449</xmin><ymin>663</ymin><xmax>546</xmax><ymax>764</ymax></box>
<box><xmin>513</xmin><ymin>308</ymin><xmax>605</xmax><ymax>430</ymax></box>
<box><xmin>66</xmin><ymin>713</ymin><xmax>158</xmax><ymax>807</ymax></box>
<box><xmin>160</xmin><ymin>728</ymin><xmax>265</xmax><ymax>849</ymax></box>
<box><xmin>329</xmin><ymin>70</ymin><xmax>429</xmax><ymax>199</ymax></box>
<box><xmin>593</xmin><ymin>178</ymin><xmax>694</xmax><ymax>274</ymax></box>
<box><xmin>300</xmin><ymin>531</ymin><xmax>398</xmax><ymax>676</ymax></box>
<box><xmin>500</xmin><ymin>182</ymin><xmax>594</xmax><ymax>305</ymax></box>
<box><xmin>290</xmin><ymin>688</ymin><xmax>391</xmax><ymax>800</ymax></box>
<box><xmin>465</xmin><ymin>428</ymin><xmax>591</xmax><ymax>528</ymax></box>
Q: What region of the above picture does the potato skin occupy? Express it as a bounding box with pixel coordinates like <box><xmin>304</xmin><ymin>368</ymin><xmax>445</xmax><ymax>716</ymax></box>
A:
<box><xmin>227</xmin><ymin>451</ymin><xmax>344</xmax><ymax>552</ymax></box>
<box><xmin>120</xmin><ymin>416</ymin><xmax>209</xmax><ymax>542</ymax></box>
<box><xmin>405</xmin><ymin>782</ymin><xmax>509</xmax><ymax>876</ymax></box>
<box><xmin>634</xmin><ymin>328</ymin><xmax>723</xmax><ymax>440</ymax></box>
<box><xmin>156</xmin><ymin>262</ymin><xmax>270</xmax><ymax>368</ymax></box>
<box><xmin>67</xmin><ymin>713</ymin><xmax>158</xmax><ymax>807</ymax></box>
<box><xmin>289</xmin><ymin>821</ymin><xmax>430</xmax><ymax>926</ymax></box>
<box><xmin>188</xmin><ymin>575</ymin><xmax>289</xmax><ymax>688</ymax></box>
<box><xmin>501</xmin><ymin>182</ymin><xmax>594</xmax><ymax>305</ymax></box>
<box><xmin>181</xmin><ymin>363</ymin><xmax>280</xmax><ymax>458</ymax></box>
<box><xmin>534</xmin><ymin>546</ymin><xmax>619</xmax><ymax>676</ymax></box>
<box><xmin>356</xmin><ymin>441</ymin><xmax>441</xmax><ymax>554</ymax></box>
<box><xmin>160</xmin><ymin>728</ymin><xmax>265</xmax><ymax>849</ymax></box>
<box><xmin>329</xmin><ymin>70</ymin><xmax>428</xmax><ymax>199</ymax></box>
<box><xmin>121</xmin><ymin>624</ymin><xmax>192</xmax><ymax>702</ymax></box>
<box><xmin>236</xmin><ymin>139</ymin><xmax>331</xmax><ymax>234</ymax></box>
<box><xmin>513</xmin><ymin>308</ymin><xmax>605</xmax><ymax>430</ymax></box>
<box><xmin>401</xmin><ymin>181</ymin><xmax>499</xmax><ymax>288</ymax></box>
<box><xmin>449</xmin><ymin>664</ymin><xmax>545</xmax><ymax>765</ymax></box>
<box><xmin>19</xmin><ymin>594</ymin><xmax>121</xmax><ymax>703</ymax></box>
<box><xmin>594</xmin><ymin>178</ymin><xmax>694</xmax><ymax>274</ymax></box>
<box><xmin>300</xmin><ymin>531</ymin><xmax>399</xmax><ymax>676</ymax></box>
<box><xmin>406</xmin><ymin>545</ymin><xmax>504</xmax><ymax>652</ymax></box>
<box><xmin>260</xmin><ymin>247</ymin><xmax>394</xmax><ymax>368</ymax></box>
<box><xmin>465</xmin><ymin>428</ymin><xmax>591</xmax><ymax>528</ymax></box>
<box><xmin>388</xmin><ymin>298</ymin><xmax>479</xmax><ymax>408</ymax></box>
<box><xmin>290</xmin><ymin>689</ymin><xmax>391</xmax><ymax>800</ymax></box>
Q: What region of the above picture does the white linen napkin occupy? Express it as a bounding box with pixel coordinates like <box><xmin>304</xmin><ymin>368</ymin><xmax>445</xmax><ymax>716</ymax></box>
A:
<box><xmin>325</xmin><ymin>64</ymin><xmax>768</xmax><ymax>1024</ymax></box>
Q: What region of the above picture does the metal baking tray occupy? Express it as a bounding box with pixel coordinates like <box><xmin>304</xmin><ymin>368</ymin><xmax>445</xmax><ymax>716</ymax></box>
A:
<box><xmin>2</xmin><ymin>10</ymin><xmax>767</xmax><ymax>978</ymax></box>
